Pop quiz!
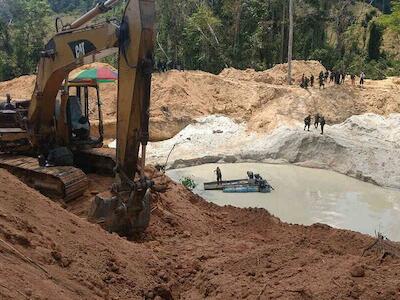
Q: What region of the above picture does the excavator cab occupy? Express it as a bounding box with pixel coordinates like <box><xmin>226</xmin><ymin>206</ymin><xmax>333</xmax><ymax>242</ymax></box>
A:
<box><xmin>65</xmin><ymin>82</ymin><xmax>104</xmax><ymax>149</ymax></box>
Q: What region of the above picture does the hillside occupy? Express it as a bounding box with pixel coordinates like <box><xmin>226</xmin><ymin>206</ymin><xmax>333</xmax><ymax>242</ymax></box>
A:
<box><xmin>1</xmin><ymin>61</ymin><xmax>399</xmax><ymax>141</ymax></box>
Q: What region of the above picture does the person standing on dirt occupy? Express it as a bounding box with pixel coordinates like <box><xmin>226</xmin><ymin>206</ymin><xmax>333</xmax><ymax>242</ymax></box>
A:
<box><xmin>0</xmin><ymin>94</ymin><xmax>15</xmax><ymax>110</ymax></box>
<box><xmin>360</xmin><ymin>71</ymin><xmax>366</xmax><ymax>87</ymax></box>
<box><xmin>314</xmin><ymin>114</ymin><xmax>320</xmax><ymax>129</ymax></box>
<box><xmin>324</xmin><ymin>70</ymin><xmax>329</xmax><ymax>82</ymax></box>
<box><xmin>320</xmin><ymin>116</ymin><xmax>326</xmax><ymax>135</ymax></box>
<box><xmin>351</xmin><ymin>74</ymin><xmax>356</xmax><ymax>86</ymax></box>
<box><xmin>304</xmin><ymin>115</ymin><xmax>311</xmax><ymax>131</ymax></box>
<box><xmin>319</xmin><ymin>72</ymin><xmax>325</xmax><ymax>89</ymax></box>
<box><xmin>215</xmin><ymin>167</ymin><xmax>222</xmax><ymax>185</ymax></box>
<box><xmin>300</xmin><ymin>74</ymin><xmax>305</xmax><ymax>88</ymax></box>
<box><xmin>304</xmin><ymin>77</ymin><xmax>309</xmax><ymax>89</ymax></box>
<box><xmin>335</xmin><ymin>71</ymin><xmax>341</xmax><ymax>85</ymax></box>
<box><xmin>310</xmin><ymin>74</ymin><xmax>314</xmax><ymax>87</ymax></box>
<box><xmin>330</xmin><ymin>71</ymin><xmax>335</xmax><ymax>83</ymax></box>
<box><xmin>341</xmin><ymin>71</ymin><xmax>346</xmax><ymax>84</ymax></box>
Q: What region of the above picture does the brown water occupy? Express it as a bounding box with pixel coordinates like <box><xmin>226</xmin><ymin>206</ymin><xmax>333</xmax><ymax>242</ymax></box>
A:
<box><xmin>167</xmin><ymin>163</ymin><xmax>400</xmax><ymax>241</ymax></box>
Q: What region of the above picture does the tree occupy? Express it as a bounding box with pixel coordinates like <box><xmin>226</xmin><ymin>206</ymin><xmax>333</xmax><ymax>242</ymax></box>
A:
<box><xmin>183</xmin><ymin>4</ymin><xmax>224</xmax><ymax>72</ymax></box>
<box><xmin>378</xmin><ymin>0</ymin><xmax>400</xmax><ymax>33</ymax></box>
<box><xmin>368</xmin><ymin>22</ymin><xmax>383</xmax><ymax>60</ymax></box>
<box><xmin>0</xmin><ymin>0</ymin><xmax>51</xmax><ymax>80</ymax></box>
<box><xmin>47</xmin><ymin>0</ymin><xmax>95</xmax><ymax>13</ymax></box>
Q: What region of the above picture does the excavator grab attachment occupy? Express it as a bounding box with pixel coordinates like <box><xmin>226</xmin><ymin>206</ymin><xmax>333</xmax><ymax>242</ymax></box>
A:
<box><xmin>87</xmin><ymin>0</ymin><xmax>156</xmax><ymax>236</ymax></box>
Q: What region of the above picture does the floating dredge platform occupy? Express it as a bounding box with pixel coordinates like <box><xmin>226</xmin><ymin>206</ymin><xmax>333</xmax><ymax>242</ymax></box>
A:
<box><xmin>204</xmin><ymin>171</ymin><xmax>273</xmax><ymax>193</ymax></box>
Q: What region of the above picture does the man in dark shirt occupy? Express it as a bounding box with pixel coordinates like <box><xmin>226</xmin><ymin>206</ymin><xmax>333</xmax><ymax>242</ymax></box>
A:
<box><xmin>314</xmin><ymin>114</ymin><xmax>320</xmax><ymax>129</ymax></box>
<box><xmin>320</xmin><ymin>116</ymin><xmax>326</xmax><ymax>135</ymax></box>
<box><xmin>304</xmin><ymin>115</ymin><xmax>311</xmax><ymax>131</ymax></box>
<box><xmin>215</xmin><ymin>167</ymin><xmax>222</xmax><ymax>185</ymax></box>
<box><xmin>0</xmin><ymin>94</ymin><xmax>15</xmax><ymax>110</ymax></box>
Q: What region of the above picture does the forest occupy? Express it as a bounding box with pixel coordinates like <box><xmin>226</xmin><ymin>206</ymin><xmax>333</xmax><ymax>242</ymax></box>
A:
<box><xmin>0</xmin><ymin>0</ymin><xmax>399</xmax><ymax>81</ymax></box>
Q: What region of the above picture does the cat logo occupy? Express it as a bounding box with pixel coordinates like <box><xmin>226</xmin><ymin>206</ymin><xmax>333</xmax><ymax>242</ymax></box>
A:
<box><xmin>75</xmin><ymin>42</ymin><xmax>86</xmax><ymax>58</ymax></box>
<box><xmin>68</xmin><ymin>40</ymin><xmax>97</xmax><ymax>59</ymax></box>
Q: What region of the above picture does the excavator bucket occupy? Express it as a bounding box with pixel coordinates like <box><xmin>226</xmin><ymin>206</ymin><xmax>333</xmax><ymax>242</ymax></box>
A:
<box><xmin>88</xmin><ymin>0</ymin><xmax>156</xmax><ymax>236</ymax></box>
<box><xmin>88</xmin><ymin>189</ymin><xmax>151</xmax><ymax>235</ymax></box>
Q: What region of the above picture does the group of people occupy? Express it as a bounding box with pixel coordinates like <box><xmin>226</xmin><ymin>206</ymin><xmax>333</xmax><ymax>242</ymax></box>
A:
<box><xmin>304</xmin><ymin>114</ymin><xmax>326</xmax><ymax>135</ymax></box>
<box><xmin>300</xmin><ymin>70</ymin><xmax>366</xmax><ymax>90</ymax></box>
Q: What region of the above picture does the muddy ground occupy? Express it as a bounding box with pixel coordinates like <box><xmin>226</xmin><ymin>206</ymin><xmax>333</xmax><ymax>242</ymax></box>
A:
<box><xmin>0</xmin><ymin>169</ymin><xmax>399</xmax><ymax>299</ymax></box>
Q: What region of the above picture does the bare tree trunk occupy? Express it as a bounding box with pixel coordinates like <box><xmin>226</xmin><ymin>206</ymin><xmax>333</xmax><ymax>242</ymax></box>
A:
<box><xmin>233</xmin><ymin>0</ymin><xmax>243</xmax><ymax>59</ymax></box>
<box><xmin>281</xmin><ymin>0</ymin><xmax>286</xmax><ymax>63</ymax></box>
<box><xmin>288</xmin><ymin>0</ymin><xmax>294</xmax><ymax>85</ymax></box>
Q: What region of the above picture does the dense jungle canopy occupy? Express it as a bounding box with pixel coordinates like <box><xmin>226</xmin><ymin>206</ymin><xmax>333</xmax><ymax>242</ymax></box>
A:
<box><xmin>0</xmin><ymin>0</ymin><xmax>399</xmax><ymax>81</ymax></box>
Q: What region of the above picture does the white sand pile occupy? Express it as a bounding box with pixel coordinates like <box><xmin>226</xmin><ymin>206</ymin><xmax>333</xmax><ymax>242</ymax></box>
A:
<box><xmin>108</xmin><ymin>113</ymin><xmax>400</xmax><ymax>189</ymax></box>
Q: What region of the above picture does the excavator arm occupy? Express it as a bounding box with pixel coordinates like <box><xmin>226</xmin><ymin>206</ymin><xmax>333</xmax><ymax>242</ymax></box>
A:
<box><xmin>117</xmin><ymin>0</ymin><xmax>154</xmax><ymax>179</ymax></box>
<box><xmin>88</xmin><ymin>0</ymin><xmax>157</xmax><ymax>236</ymax></box>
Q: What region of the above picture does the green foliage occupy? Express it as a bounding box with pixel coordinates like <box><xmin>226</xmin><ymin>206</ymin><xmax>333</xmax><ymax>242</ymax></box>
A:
<box><xmin>0</xmin><ymin>0</ymin><xmax>400</xmax><ymax>82</ymax></box>
<box><xmin>370</xmin><ymin>0</ymin><xmax>392</xmax><ymax>14</ymax></box>
<box><xmin>180</xmin><ymin>177</ymin><xmax>197</xmax><ymax>190</ymax></box>
<box><xmin>0</xmin><ymin>0</ymin><xmax>51</xmax><ymax>81</ymax></box>
<box><xmin>378</xmin><ymin>0</ymin><xmax>400</xmax><ymax>33</ymax></box>
<box><xmin>309</xmin><ymin>46</ymin><xmax>339</xmax><ymax>70</ymax></box>
<box><xmin>368</xmin><ymin>22</ymin><xmax>383</xmax><ymax>60</ymax></box>
<box><xmin>183</xmin><ymin>4</ymin><xmax>225</xmax><ymax>72</ymax></box>
<box><xmin>47</xmin><ymin>0</ymin><xmax>94</xmax><ymax>13</ymax></box>
<box><xmin>152</xmin><ymin>0</ymin><xmax>399</xmax><ymax>77</ymax></box>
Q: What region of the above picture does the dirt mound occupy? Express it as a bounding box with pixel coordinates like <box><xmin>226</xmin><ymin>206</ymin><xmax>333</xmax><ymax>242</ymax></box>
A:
<box><xmin>220</xmin><ymin>60</ymin><xmax>326</xmax><ymax>85</ymax></box>
<box><xmin>219</xmin><ymin>68</ymin><xmax>275</xmax><ymax>84</ymax></box>
<box><xmin>0</xmin><ymin>169</ymin><xmax>160</xmax><ymax>299</ymax></box>
<box><xmin>0</xmin><ymin>75</ymin><xmax>36</xmax><ymax>100</ymax></box>
<box><xmin>1</xmin><ymin>61</ymin><xmax>400</xmax><ymax>141</ymax></box>
<box><xmin>266</xmin><ymin>59</ymin><xmax>326</xmax><ymax>84</ymax></box>
<box><xmin>1</xmin><ymin>169</ymin><xmax>400</xmax><ymax>299</ymax></box>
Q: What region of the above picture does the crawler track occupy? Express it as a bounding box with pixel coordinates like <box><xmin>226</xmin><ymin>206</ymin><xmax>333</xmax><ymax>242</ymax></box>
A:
<box><xmin>0</xmin><ymin>155</ymin><xmax>88</xmax><ymax>202</ymax></box>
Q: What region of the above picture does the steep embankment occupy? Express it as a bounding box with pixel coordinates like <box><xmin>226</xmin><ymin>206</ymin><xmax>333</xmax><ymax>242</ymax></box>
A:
<box><xmin>1</xmin><ymin>61</ymin><xmax>400</xmax><ymax>141</ymax></box>
<box><xmin>141</xmin><ymin>114</ymin><xmax>400</xmax><ymax>189</ymax></box>
<box><xmin>1</xmin><ymin>168</ymin><xmax>400</xmax><ymax>299</ymax></box>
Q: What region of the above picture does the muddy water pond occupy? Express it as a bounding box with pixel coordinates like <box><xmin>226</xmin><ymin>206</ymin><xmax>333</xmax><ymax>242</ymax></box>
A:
<box><xmin>167</xmin><ymin>163</ymin><xmax>400</xmax><ymax>241</ymax></box>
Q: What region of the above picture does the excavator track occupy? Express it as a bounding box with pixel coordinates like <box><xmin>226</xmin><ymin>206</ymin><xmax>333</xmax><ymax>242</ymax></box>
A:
<box><xmin>0</xmin><ymin>155</ymin><xmax>88</xmax><ymax>202</ymax></box>
<box><xmin>75</xmin><ymin>148</ymin><xmax>116</xmax><ymax>176</ymax></box>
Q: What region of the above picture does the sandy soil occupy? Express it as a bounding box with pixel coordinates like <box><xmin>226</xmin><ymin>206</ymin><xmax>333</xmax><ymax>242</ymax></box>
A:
<box><xmin>138</xmin><ymin>114</ymin><xmax>400</xmax><ymax>189</ymax></box>
<box><xmin>1</xmin><ymin>61</ymin><xmax>399</xmax><ymax>141</ymax></box>
<box><xmin>1</xmin><ymin>169</ymin><xmax>400</xmax><ymax>299</ymax></box>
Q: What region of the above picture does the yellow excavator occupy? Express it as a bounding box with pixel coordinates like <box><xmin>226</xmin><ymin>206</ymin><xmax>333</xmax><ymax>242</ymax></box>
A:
<box><xmin>0</xmin><ymin>0</ymin><xmax>158</xmax><ymax>236</ymax></box>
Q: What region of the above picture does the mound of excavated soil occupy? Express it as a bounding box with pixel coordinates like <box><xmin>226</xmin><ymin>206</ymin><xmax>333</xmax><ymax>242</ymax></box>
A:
<box><xmin>1</xmin><ymin>61</ymin><xmax>400</xmax><ymax>141</ymax></box>
<box><xmin>0</xmin><ymin>169</ymin><xmax>159</xmax><ymax>299</ymax></box>
<box><xmin>220</xmin><ymin>60</ymin><xmax>326</xmax><ymax>85</ymax></box>
<box><xmin>1</xmin><ymin>168</ymin><xmax>400</xmax><ymax>299</ymax></box>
